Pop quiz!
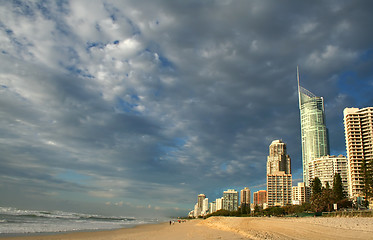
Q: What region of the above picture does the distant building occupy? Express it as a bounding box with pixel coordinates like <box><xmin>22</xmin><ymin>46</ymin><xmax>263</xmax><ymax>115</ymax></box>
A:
<box><xmin>209</xmin><ymin>201</ymin><xmax>216</xmax><ymax>214</ymax></box>
<box><xmin>223</xmin><ymin>189</ymin><xmax>239</xmax><ymax>211</ymax></box>
<box><xmin>292</xmin><ymin>182</ymin><xmax>310</xmax><ymax>205</ymax></box>
<box><xmin>215</xmin><ymin>197</ymin><xmax>223</xmax><ymax>211</ymax></box>
<box><xmin>344</xmin><ymin>107</ymin><xmax>373</xmax><ymax>198</ymax></box>
<box><xmin>253</xmin><ymin>190</ymin><xmax>267</xmax><ymax>207</ymax></box>
<box><xmin>298</xmin><ymin>67</ymin><xmax>330</xmax><ymax>186</ymax></box>
<box><xmin>308</xmin><ymin>155</ymin><xmax>349</xmax><ymax>194</ymax></box>
<box><xmin>193</xmin><ymin>203</ymin><xmax>199</xmax><ymax>218</ymax></box>
<box><xmin>193</xmin><ymin>194</ymin><xmax>206</xmax><ymax>217</ymax></box>
<box><xmin>240</xmin><ymin>187</ymin><xmax>251</xmax><ymax>206</ymax></box>
<box><xmin>202</xmin><ymin>198</ymin><xmax>209</xmax><ymax>216</ymax></box>
<box><xmin>267</xmin><ymin>140</ymin><xmax>292</xmax><ymax>207</ymax></box>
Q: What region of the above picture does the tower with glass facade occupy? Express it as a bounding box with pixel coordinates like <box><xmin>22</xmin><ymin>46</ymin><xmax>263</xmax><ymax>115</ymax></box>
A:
<box><xmin>297</xmin><ymin>67</ymin><xmax>330</xmax><ymax>186</ymax></box>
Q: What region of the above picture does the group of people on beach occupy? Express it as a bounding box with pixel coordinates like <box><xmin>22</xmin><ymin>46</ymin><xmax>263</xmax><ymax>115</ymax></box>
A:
<box><xmin>169</xmin><ymin>219</ymin><xmax>186</xmax><ymax>225</ymax></box>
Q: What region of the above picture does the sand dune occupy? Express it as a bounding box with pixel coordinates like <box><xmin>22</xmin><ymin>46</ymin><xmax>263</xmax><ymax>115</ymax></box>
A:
<box><xmin>200</xmin><ymin>216</ymin><xmax>373</xmax><ymax>240</ymax></box>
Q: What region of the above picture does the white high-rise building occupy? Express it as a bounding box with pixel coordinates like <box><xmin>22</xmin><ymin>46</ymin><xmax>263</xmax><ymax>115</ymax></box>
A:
<box><xmin>193</xmin><ymin>203</ymin><xmax>199</xmax><ymax>218</ymax></box>
<box><xmin>223</xmin><ymin>189</ymin><xmax>239</xmax><ymax>211</ymax></box>
<box><xmin>209</xmin><ymin>201</ymin><xmax>216</xmax><ymax>214</ymax></box>
<box><xmin>202</xmin><ymin>198</ymin><xmax>209</xmax><ymax>216</ymax></box>
<box><xmin>216</xmin><ymin>197</ymin><xmax>223</xmax><ymax>211</ymax></box>
<box><xmin>344</xmin><ymin>107</ymin><xmax>373</xmax><ymax>198</ymax></box>
<box><xmin>292</xmin><ymin>182</ymin><xmax>310</xmax><ymax>205</ymax></box>
<box><xmin>308</xmin><ymin>155</ymin><xmax>349</xmax><ymax>194</ymax></box>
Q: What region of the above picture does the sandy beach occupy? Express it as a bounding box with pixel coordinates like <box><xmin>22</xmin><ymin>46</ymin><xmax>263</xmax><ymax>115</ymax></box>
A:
<box><xmin>1</xmin><ymin>217</ymin><xmax>373</xmax><ymax>240</ymax></box>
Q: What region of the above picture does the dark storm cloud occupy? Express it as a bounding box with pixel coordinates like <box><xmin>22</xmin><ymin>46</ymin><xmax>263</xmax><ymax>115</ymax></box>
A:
<box><xmin>1</xmin><ymin>0</ymin><xmax>373</xmax><ymax>216</ymax></box>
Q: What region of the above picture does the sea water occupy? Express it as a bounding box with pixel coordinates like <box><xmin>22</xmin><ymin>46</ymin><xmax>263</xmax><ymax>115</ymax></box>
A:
<box><xmin>0</xmin><ymin>207</ymin><xmax>161</xmax><ymax>235</ymax></box>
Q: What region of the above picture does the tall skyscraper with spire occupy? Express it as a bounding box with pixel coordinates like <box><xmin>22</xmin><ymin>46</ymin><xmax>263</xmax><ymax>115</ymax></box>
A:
<box><xmin>297</xmin><ymin>67</ymin><xmax>330</xmax><ymax>186</ymax></box>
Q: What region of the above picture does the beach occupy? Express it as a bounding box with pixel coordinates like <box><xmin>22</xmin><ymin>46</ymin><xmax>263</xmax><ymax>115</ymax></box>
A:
<box><xmin>1</xmin><ymin>217</ymin><xmax>373</xmax><ymax>240</ymax></box>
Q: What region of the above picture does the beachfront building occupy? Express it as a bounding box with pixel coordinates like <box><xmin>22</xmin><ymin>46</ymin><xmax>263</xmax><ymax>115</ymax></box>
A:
<box><xmin>344</xmin><ymin>107</ymin><xmax>373</xmax><ymax>198</ymax></box>
<box><xmin>192</xmin><ymin>194</ymin><xmax>207</xmax><ymax>217</ymax></box>
<box><xmin>240</xmin><ymin>187</ymin><xmax>251</xmax><ymax>207</ymax></box>
<box><xmin>267</xmin><ymin>172</ymin><xmax>292</xmax><ymax>206</ymax></box>
<box><xmin>209</xmin><ymin>201</ymin><xmax>216</xmax><ymax>214</ymax></box>
<box><xmin>215</xmin><ymin>197</ymin><xmax>223</xmax><ymax>211</ymax></box>
<box><xmin>297</xmin><ymin>67</ymin><xmax>329</xmax><ymax>186</ymax></box>
<box><xmin>193</xmin><ymin>203</ymin><xmax>199</xmax><ymax>218</ymax></box>
<box><xmin>223</xmin><ymin>189</ymin><xmax>239</xmax><ymax>211</ymax></box>
<box><xmin>253</xmin><ymin>190</ymin><xmax>267</xmax><ymax>207</ymax></box>
<box><xmin>267</xmin><ymin>140</ymin><xmax>292</xmax><ymax>207</ymax></box>
<box><xmin>267</xmin><ymin>140</ymin><xmax>291</xmax><ymax>174</ymax></box>
<box><xmin>202</xmin><ymin>198</ymin><xmax>209</xmax><ymax>215</ymax></box>
<box><xmin>308</xmin><ymin>155</ymin><xmax>349</xmax><ymax>194</ymax></box>
<box><xmin>292</xmin><ymin>182</ymin><xmax>311</xmax><ymax>205</ymax></box>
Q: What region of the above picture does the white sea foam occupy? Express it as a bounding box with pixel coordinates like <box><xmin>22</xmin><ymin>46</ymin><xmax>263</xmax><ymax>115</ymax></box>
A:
<box><xmin>0</xmin><ymin>207</ymin><xmax>161</xmax><ymax>234</ymax></box>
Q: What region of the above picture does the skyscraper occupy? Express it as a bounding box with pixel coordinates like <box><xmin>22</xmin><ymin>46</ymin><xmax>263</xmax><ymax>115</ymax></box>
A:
<box><xmin>253</xmin><ymin>190</ymin><xmax>267</xmax><ymax>207</ymax></box>
<box><xmin>267</xmin><ymin>140</ymin><xmax>291</xmax><ymax>174</ymax></box>
<box><xmin>266</xmin><ymin>140</ymin><xmax>292</xmax><ymax>207</ymax></box>
<box><xmin>297</xmin><ymin>67</ymin><xmax>330</xmax><ymax>186</ymax></box>
<box><xmin>223</xmin><ymin>189</ymin><xmax>239</xmax><ymax>211</ymax></box>
<box><xmin>195</xmin><ymin>194</ymin><xmax>206</xmax><ymax>217</ymax></box>
<box><xmin>240</xmin><ymin>187</ymin><xmax>251</xmax><ymax>207</ymax></box>
<box><xmin>344</xmin><ymin>107</ymin><xmax>373</xmax><ymax>198</ymax></box>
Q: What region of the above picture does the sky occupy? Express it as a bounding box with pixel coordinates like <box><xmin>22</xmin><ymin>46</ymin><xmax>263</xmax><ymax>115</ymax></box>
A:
<box><xmin>1</xmin><ymin>0</ymin><xmax>373</xmax><ymax>218</ymax></box>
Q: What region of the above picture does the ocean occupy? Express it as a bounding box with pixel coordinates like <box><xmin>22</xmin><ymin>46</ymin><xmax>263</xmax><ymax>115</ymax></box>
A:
<box><xmin>0</xmin><ymin>207</ymin><xmax>162</xmax><ymax>236</ymax></box>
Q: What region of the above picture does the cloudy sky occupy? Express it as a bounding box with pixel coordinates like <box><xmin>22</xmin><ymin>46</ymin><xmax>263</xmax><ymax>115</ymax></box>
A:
<box><xmin>1</xmin><ymin>0</ymin><xmax>373</xmax><ymax>217</ymax></box>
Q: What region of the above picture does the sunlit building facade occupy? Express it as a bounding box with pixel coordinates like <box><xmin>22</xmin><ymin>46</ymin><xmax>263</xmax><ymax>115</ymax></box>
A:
<box><xmin>297</xmin><ymin>67</ymin><xmax>330</xmax><ymax>186</ymax></box>
<box><xmin>253</xmin><ymin>190</ymin><xmax>267</xmax><ymax>207</ymax></box>
<box><xmin>292</xmin><ymin>182</ymin><xmax>310</xmax><ymax>205</ymax></box>
<box><xmin>308</xmin><ymin>155</ymin><xmax>349</xmax><ymax>195</ymax></box>
<box><xmin>344</xmin><ymin>107</ymin><xmax>373</xmax><ymax>198</ymax></box>
<box><xmin>223</xmin><ymin>189</ymin><xmax>239</xmax><ymax>211</ymax></box>
<box><xmin>240</xmin><ymin>187</ymin><xmax>251</xmax><ymax>206</ymax></box>
<box><xmin>267</xmin><ymin>140</ymin><xmax>292</xmax><ymax>207</ymax></box>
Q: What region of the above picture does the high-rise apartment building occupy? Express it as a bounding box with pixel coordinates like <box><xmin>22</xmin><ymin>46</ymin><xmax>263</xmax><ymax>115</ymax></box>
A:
<box><xmin>197</xmin><ymin>194</ymin><xmax>206</xmax><ymax>209</ymax></box>
<box><xmin>240</xmin><ymin>187</ymin><xmax>251</xmax><ymax>207</ymax></box>
<box><xmin>292</xmin><ymin>182</ymin><xmax>311</xmax><ymax>205</ymax></box>
<box><xmin>194</xmin><ymin>194</ymin><xmax>206</xmax><ymax>217</ymax></box>
<box><xmin>253</xmin><ymin>190</ymin><xmax>267</xmax><ymax>206</ymax></box>
<box><xmin>308</xmin><ymin>155</ymin><xmax>349</xmax><ymax>194</ymax></box>
<box><xmin>223</xmin><ymin>189</ymin><xmax>239</xmax><ymax>211</ymax></box>
<box><xmin>297</xmin><ymin>67</ymin><xmax>329</xmax><ymax>186</ymax></box>
<box><xmin>267</xmin><ymin>140</ymin><xmax>291</xmax><ymax>174</ymax></box>
<box><xmin>344</xmin><ymin>107</ymin><xmax>373</xmax><ymax>198</ymax></box>
<box><xmin>267</xmin><ymin>140</ymin><xmax>292</xmax><ymax>207</ymax></box>
<box><xmin>202</xmin><ymin>198</ymin><xmax>209</xmax><ymax>215</ymax></box>
<box><xmin>209</xmin><ymin>201</ymin><xmax>216</xmax><ymax>214</ymax></box>
<box><xmin>215</xmin><ymin>197</ymin><xmax>223</xmax><ymax>211</ymax></box>
<box><xmin>267</xmin><ymin>172</ymin><xmax>292</xmax><ymax>206</ymax></box>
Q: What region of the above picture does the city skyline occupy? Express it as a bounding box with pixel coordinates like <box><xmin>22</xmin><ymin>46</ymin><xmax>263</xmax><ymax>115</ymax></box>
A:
<box><xmin>1</xmin><ymin>1</ymin><xmax>373</xmax><ymax>217</ymax></box>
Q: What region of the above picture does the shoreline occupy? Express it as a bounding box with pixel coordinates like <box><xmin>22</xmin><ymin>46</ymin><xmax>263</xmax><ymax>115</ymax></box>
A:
<box><xmin>0</xmin><ymin>222</ymin><xmax>169</xmax><ymax>240</ymax></box>
<box><xmin>0</xmin><ymin>219</ymin><xmax>245</xmax><ymax>240</ymax></box>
